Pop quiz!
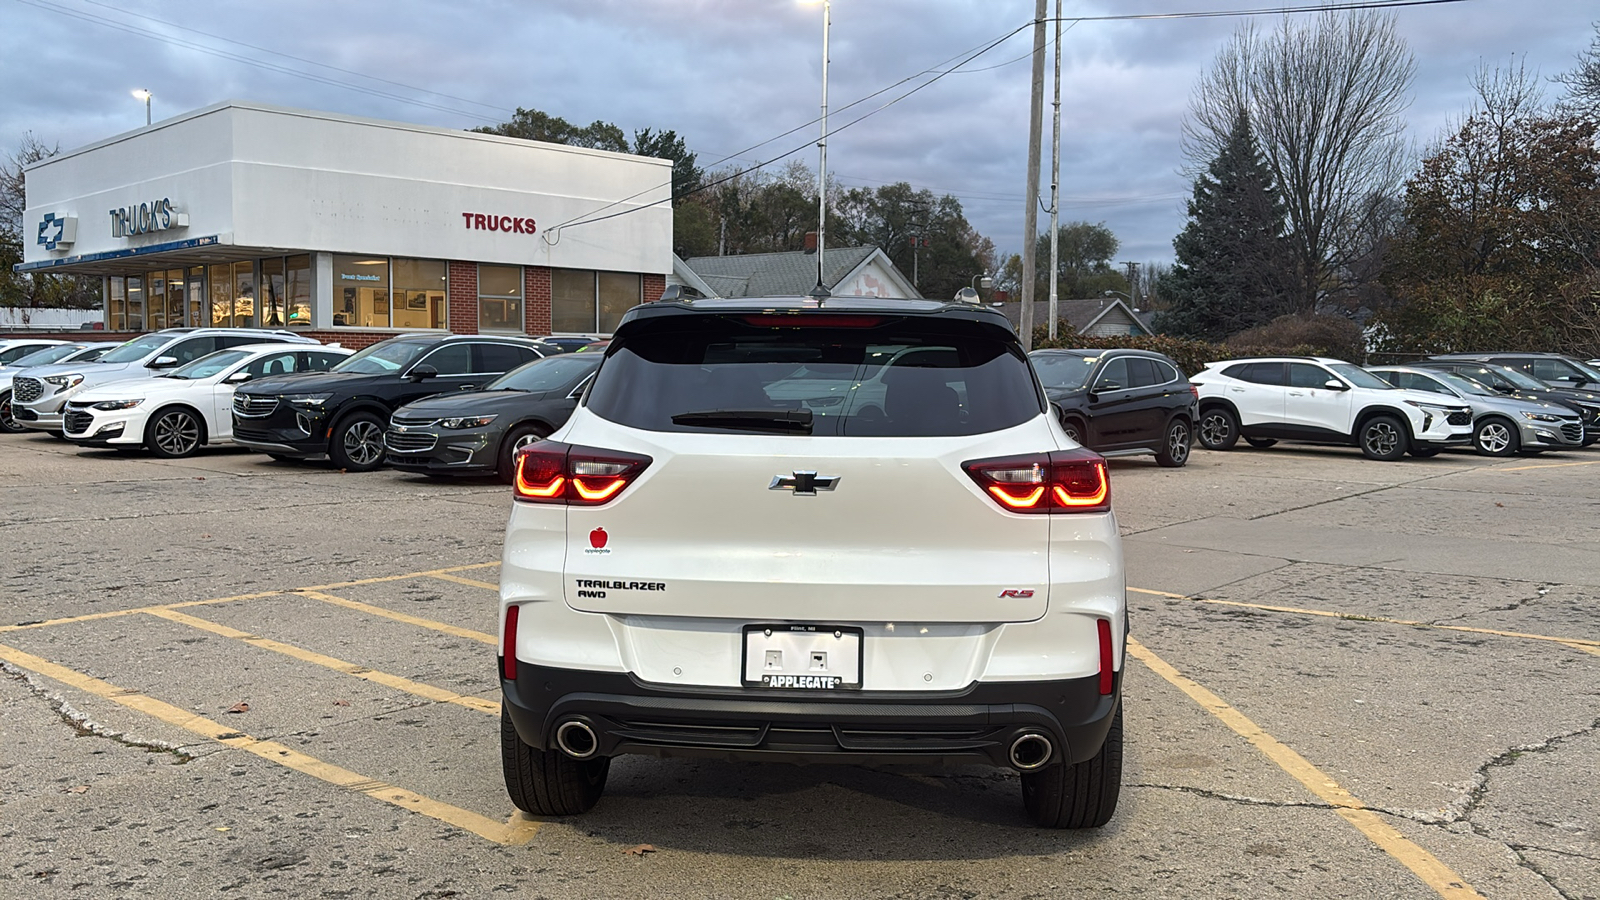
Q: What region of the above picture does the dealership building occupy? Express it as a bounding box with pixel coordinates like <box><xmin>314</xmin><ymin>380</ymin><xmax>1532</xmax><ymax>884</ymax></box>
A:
<box><xmin>18</xmin><ymin>101</ymin><xmax>673</xmax><ymax>346</ymax></box>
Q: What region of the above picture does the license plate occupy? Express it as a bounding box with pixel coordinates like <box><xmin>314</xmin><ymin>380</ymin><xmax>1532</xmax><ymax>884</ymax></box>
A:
<box><xmin>742</xmin><ymin>624</ymin><xmax>863</xmax><ymax>689</ymax></box>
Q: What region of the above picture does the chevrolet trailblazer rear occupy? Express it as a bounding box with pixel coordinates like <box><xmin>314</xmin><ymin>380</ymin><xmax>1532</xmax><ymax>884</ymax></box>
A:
<box><xmin>497</xmin><ymin>296</ymin><xmax>1126</xmax><ymax>828</ymax></box>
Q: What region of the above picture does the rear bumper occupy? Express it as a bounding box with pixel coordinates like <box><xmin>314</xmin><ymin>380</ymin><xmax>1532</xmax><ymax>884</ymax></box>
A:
<box><xmin>501</xmin><ymin>662</ymin><xmax>1121</xmax><ymax>769</ymax></box>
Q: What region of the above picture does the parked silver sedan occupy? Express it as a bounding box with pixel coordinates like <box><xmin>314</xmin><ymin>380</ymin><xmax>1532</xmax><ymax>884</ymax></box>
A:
<box><xmin>1369</xmin><ymin>365</ymin><xmax>1585</xmax><ymax>456</ymax></box>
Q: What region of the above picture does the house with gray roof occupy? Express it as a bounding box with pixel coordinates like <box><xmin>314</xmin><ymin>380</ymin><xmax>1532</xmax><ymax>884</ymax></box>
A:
<box><xmin>993</xmin><ymin>297</ymin><xmax>1151</xmax><ymax>337</ymax></box>
<box><xmin>669</xmin><ymin>246</ymin><xmax>920</xmax><ymax>300</ymax></box>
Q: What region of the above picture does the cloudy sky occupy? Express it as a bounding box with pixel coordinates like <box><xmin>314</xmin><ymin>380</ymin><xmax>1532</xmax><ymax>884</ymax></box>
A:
<box><xmin>4</xmin><ymin>0</ymin><xmax>1596</xmax><ymax>266</ymax></box>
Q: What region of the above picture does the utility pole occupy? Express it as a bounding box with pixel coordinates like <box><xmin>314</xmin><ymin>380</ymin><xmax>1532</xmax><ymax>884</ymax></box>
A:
<box><xmin>1019</xmin><ymin>0</ymin><xmax>1047</xmax><ymax>351</ymax></box>
<box><xmin>1047</xmin><ymin>0</ymin><xmax>1062</xmax><ymax>340</ymax></box>
<box><xmin>1123</xmin><ymin>260</ymin><xmax>1140</xmax><ymax>305</ymax></box>
<box><xmin>814</xmin><ymin>0</ymin><xmax>831</xmax><ymax>294</ymax></box>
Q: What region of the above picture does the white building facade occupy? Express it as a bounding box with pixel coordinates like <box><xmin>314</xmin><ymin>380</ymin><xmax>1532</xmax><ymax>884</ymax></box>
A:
<box><xmin>19</xmin><ymin>102</ymin><xmax>674</xmax><ymax>346</ymax></box>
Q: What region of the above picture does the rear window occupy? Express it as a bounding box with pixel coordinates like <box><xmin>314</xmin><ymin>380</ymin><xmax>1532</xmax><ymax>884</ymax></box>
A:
<box><xmin>587</xmin><ymin>317</ymin><xmax>1042</xmax><ymax>437</ymax></box>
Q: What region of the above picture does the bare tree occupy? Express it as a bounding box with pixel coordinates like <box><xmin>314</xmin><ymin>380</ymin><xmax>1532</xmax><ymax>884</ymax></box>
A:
<box><xmin>1182</xmin><ymin>10</ymin><xmax>1415</xmax><ymax>313</ymax></box>
<box><xmin>1553</xmin><ymin>21</ymin><xmax>1600</xmax><ymax>116</ymax></box>
<box><xmin>2</xmin><ymin>133</ymin><xmax>101</xmax><ymax>310</ymax></box>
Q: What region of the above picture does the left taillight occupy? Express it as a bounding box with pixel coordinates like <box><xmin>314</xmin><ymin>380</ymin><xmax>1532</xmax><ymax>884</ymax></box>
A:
<box><xmin>501</xmin><ymin>605</ymin><xmax>519</xmax><ymax>681</ymax></box>
<box><xmin>514</xmin><ymin>440</ymin><xmax>652</xmax><ymax>505</ymax></box>
<box><xmin>961</xmin><ymin>448</ymin><xmax>1110</xmax><ymax>514</ymax></box>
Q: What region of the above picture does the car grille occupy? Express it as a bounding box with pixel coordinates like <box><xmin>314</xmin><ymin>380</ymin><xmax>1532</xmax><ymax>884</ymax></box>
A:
<box><xmin>1447</xmin><ymin>410</ymin><xmax>1471</xmax><ymax>426</ymax></box>
<box><xmin>385</xmin><ymin>429</ymin><xmax>438</xmax><ymax>452</ymax></box>
<box><xmin>390</xmin><ymin>414</ymin><xmax>438</xmax><ymax>428</ymax></box>
<box><xmin>232</xmin><ymin>426</ymin><xmax>275</xmax><ymax>443</ymax></box>
<box><xmin>63</xmin><ymin>409</ymin><xmax>94</xmax><ymax>435</ymax></box>
<box><xmin>13</xmin><ymin>377</ymin><xmax>42</xmax><ymax>403</ymax></box>
<box><xmin>1562</xmin><ymin>422</ymin><xmax>1584</xmax><ymax>443</ymax></box>
<box><xmin>233</xmin><ymin>394</ymin><xmax>278</xmax><ymax>417</ymax></box>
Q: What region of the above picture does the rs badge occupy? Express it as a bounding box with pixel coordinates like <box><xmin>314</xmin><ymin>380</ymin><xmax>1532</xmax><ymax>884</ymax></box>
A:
<box><xmin>998</xmin><ymin>589</ymin><xmax>1035</xmax><ymax>598</ymax></box>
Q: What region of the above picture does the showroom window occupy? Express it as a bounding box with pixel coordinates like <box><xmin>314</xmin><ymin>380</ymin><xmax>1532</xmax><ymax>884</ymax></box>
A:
<box><xmin>334</xmin><ymin>255</ymin><xmax>391</xmax><ymax>328</ymax></box>
<box><xmin>393</xmin><ymin>258</ymin><xmax>447</xmax><ymax>330</ymax></box>
<box><xmin>479</xmin><ymin>264</ymin><xmax>523</xmax><ymax>332</ymax></box>
<box><xmin>107</xmin><ymin>277</ymin><xmax>127</xmax><ymax>330</ymax></box>
<box><xmin>209</xmin><ymin>261</ymin><xmax>256</xmax><ymax>327</ymax></box>
<box><xmin>552</xmin><ymin>269</ymin><xmax>641</xmax><ymax>334</ymax></box>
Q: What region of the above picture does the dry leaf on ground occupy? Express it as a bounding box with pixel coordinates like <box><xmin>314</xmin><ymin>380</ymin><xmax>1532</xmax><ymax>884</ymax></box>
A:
<box><xmin>624</xmin><ymin>844</ymin><xmax>657</xmax><ymax>856</ymax></box>
<box><xmin>225</xmin><ymin>701</ymin><xmax>251</xmax><ymax>714</ymax></box>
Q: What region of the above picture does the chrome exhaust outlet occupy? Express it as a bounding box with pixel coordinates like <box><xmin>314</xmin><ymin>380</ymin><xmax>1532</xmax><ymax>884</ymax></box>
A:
<box><xmin>1008</xmin><ymin>732</ymin><xmax>1054</xmax><ymax>771</ymax></box>
<box><xmin>554</xmin><ymin>719</ymin><xmax>599</xmax><ymax>759</ymax></box>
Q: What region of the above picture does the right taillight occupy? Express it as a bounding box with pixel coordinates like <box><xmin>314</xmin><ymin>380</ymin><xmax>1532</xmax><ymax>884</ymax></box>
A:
<box><xmin>514</xmin><ymin>441</ymin><xmax>652</xmax><ymax>505</ymax></box>
<box><xmin>962</xmin><ymin>448</ymin><xmax>1110</xmax><ymax>514</ymax></box>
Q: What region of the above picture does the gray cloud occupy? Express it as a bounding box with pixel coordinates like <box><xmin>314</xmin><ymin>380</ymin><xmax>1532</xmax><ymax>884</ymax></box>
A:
<box><xmin>4</xmin><ymin>0</ymin><xmax>1594</xmax><ymax>267</ymax></box>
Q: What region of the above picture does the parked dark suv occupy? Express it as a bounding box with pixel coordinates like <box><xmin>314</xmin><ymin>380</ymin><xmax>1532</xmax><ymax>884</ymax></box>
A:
<box><xmin>1029</xmin><ymin>348</ymin><xmax>1198</xmax><ymax>467</ymax></box>
<box><xmin>231</xmin><ymin>334</ymin><xmax>548</xmax><ymax>471</ymax></box>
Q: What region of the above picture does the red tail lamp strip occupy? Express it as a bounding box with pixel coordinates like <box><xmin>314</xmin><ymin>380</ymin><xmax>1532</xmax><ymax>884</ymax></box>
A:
<box><xmin>502</xmin><ymin>605</ymin><xmax>519</xmax><ymax>682</ymax></box>
<box><xmin>1097</xmin><ymin>618</ymin><xmax>1114</xmax><ymax>695</ymax></box>
<box><xmin>513</xmin><ymin>441</ymin><xmax>652</xmax><ymax>506</ymax></box>
<box><xmin>962</xmin><ymin>449</ymin><xmax>1111</xmax><ymax>514</ymax></box>
<box><xmin>740</xmin><ymin>314</ymin><xmax>883</xmax><ymax>328</ymax></box>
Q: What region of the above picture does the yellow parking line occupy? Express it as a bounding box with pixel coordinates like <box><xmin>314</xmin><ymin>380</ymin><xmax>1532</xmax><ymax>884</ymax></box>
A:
<box><xmin>1129</xmin><ymin>588</ymin><xmax>1600</xmax><ymax>656</ymax></box>
<box><xmin>145</xmin><ymin>608</ymin><xmax>500</xmax><ymax>714</ymax></box>
<box><xmin>1494</xmin><ymin>459</ymin><xmax>1600</xmax><ymax>472</ymax></box>
<box><xmin>298</xmin><ymin>561</ymin><xmax>500</xmax><ymax>592</ymax></box>
<box><xmin>427</xmin><ymin>572</ymin><xmax>501</xmax><ymax>591</ymax></box>
<box><xmin>294</xmin><ymin>590</ymin><xmax>497</xmax><ymax>646</ymax></box>
<box><xmin>0</xmin><ymin>641</ymin><xmax>538</xmax><ymax>845</ymax></box>
<box><xmin>0</xmin><ymin>592</ymin><xmax>280</xmax><ymax>635</ymax></box>
<box><xmin>1127</xmin><ymin>637</ymin><xmax>1483</xmax><ymax>899</ymax></box>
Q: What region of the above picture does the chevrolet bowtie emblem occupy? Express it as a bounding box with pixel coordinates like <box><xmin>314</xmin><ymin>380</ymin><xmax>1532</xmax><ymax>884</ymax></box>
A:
<box><xmin>769</xmin><ymin>471</ymin><xmax>840</xmax><ymax>496</ymax></box>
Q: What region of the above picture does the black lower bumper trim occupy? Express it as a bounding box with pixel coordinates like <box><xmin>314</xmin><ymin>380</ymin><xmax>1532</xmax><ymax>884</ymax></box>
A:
<box><xmin>502</xmin><ymin>663</ymin><xmax>1120</xmax><ymax>769</ymax></box>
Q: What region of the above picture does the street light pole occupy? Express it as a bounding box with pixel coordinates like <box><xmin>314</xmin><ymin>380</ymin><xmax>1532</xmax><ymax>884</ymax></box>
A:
<box><xmin>815</xmin><ymin>0</ymin><xmax>830</xmax><ymax>295</ymax></box>
<box><xmin>132</xmin><ymin>89</ymin><xmax>152</xmax><ymax>126</ymax></box>
<box><xmin>1047</xmin><ymin>0</ymin><xmax>1062</xmax><ymax>340</ymax></box>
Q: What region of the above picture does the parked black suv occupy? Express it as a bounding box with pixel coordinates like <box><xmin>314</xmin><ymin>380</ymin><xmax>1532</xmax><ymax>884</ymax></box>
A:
<box><xmin>232</xmin><ymin>334</ymin><xmax>548</xmax><ymax>471</ymax></box>
<box><xmin>1419</xmin><ymin>356</ymin><xmax>1600</xmax><ymax>444</ymax></box>
<box><xmin>1029</xmin><ymin>348</ymin><xmax>1198</xmax><ymax>467</ymax></box>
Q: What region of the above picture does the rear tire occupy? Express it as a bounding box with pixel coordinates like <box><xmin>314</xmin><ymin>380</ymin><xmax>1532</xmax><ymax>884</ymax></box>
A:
<box><xmin>498</xmin><ymin>423</ymin><xmax>550</xmax><ymax>484</ymax></box>
<box><xmin>329</xmin><ymin>411</ymin><xmax>387</xmax><ymax>472</ymax></box>
<box><xmin>1472</xmin><ymin>417</ymin><xmax>1520</xmax><ymax>457</ymax></box>
<box><xmin>1061</xmin><ymin>417</ymin><xmax>1088</xmax><ymax>448</ymax></box>
<box><xmin>1359</xmin><ymin>414</ymin><xmax>1408</xmax><ymax>461</ymax></box>
<box><xmin>1244</xmin><ymin>437</ymin><xmax>1277</xmax><ymax>449</ymax></box>
<box><xmin>1154</xmin><ymin>418</ymin><xmax>1191</xmax><ymax>468</ymax></box>
<box><xmin>0</xmin><ymin>390</ymin><xmax>23</xmax><ymax>434</ymax></box>
<box><xmin>1196</xmin><ymin>408</ymin><xmax>1238</xmax><ymax>450</ymax></box>
<box><xmin>501</xmin><ymin>707</ymin><xmax>609</xmax><ymax>816</ymax></box>
<box><xmin>1022</xmin><ymin>704</ymin><xmax>1123</xmax><ymax>828</ymax></box>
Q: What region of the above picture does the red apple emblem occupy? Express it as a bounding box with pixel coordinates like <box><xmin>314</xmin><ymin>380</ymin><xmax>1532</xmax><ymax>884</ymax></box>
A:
<box><xmin>589</xmin><ymin>527</ymin><xmax>608</xmax><ymax>549</ymax></box>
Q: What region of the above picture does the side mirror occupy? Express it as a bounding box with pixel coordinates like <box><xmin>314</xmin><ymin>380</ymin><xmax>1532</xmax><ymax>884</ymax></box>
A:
<box><xmin>1323</xmin><ymin>379</ymin><xmax>1349</xmax><ymax>392</ymax></box>
<box><xmin>407</xmin><ymin>364</ymin><xmax>439</xmax><ymax>382</ymax></box>
<box><xmin>226</xmin><ymin>370</ymin><xmax>251</xmax><ymax>383</ymax></box>
<box><xmin>149</xmin><ymin>356</ymin><xmax>179</xmax><ymax>369</ymax></box>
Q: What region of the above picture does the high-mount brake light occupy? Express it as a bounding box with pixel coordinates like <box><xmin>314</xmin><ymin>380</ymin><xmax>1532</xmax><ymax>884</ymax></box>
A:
<box><xmin>513</xmin><ymin>441</ymin><xmax>652</xmax><ymax>505</ymax></box>
<box><xmin>961</xmin><ymin>448</ymin><xmax>1110</xmax><ymax>514</ymax></box>
<box><xmin>740</xmin><ymin>315</ymin><xmax>883</xmax><ymax>328</ymax></box>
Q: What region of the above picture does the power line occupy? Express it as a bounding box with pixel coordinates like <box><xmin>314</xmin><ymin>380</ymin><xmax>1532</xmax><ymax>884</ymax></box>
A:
<box><xmin>1055</xmin><ymin>0</ymin><xmax>1473</xmax><ymax>22</ymax></box>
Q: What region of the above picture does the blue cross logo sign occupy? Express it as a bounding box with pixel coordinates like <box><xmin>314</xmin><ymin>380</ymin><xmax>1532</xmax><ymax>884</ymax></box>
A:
<box><xmin>37</xmin><ymin>212</ymin><xmax>75</xmax><ymax>251</ymax></box>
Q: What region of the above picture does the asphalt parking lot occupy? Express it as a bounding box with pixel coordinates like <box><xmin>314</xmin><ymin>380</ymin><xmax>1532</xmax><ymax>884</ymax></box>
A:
<box><xmin>2</xmin><ymin>433</ymin><xmax>1596</xmax><ymax>899</ymax></box>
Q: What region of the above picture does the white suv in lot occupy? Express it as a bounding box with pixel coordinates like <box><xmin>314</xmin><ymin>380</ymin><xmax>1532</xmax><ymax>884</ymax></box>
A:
<box><xmin>1190</xmin><ymin>356</ymin><xmax>1473</xmax><ymax>460</ymax></box>
<box><xmin>11</xmin><ymin>327</ymin><xmax>318</xmax><ymax>434</ymax></box>
<box><xmin>498</xmin><ymin>296</ymin><xmax>1126</xmax><ymax>828</ymax></box>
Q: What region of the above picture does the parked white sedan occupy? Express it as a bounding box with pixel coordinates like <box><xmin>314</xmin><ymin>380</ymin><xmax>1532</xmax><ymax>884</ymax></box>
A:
<box><xmin>63</xmin><ymin>343</ymin><xmax>351</xmax><ymax>457</ymax></box>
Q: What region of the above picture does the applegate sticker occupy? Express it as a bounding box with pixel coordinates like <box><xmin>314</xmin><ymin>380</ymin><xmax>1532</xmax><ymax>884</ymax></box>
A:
<box><xmin>584</xmin><ymin>527</ymin><xmax>611</xmax><ymax>555</ymax></box>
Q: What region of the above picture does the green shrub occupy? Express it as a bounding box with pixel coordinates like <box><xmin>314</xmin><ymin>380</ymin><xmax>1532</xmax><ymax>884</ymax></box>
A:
<box><xmin>1224</xmin><ymin>314</ymin><xmax>1364</xmax><ymax>362</ymax></box>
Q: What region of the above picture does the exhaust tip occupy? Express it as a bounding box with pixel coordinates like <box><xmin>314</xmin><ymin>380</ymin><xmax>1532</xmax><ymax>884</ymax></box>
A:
<box><xmin>554</xmin><ymin>718</ymin><xmax>599</xmax><ymax>759</ymax></box>
<box><xmin>1009</xmin><ymin>732</ymin><xmax>1053</xmax><ymax>771</ymax></box>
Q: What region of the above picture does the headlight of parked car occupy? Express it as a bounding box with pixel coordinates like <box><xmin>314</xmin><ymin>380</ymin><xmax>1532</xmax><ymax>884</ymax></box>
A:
<box><xmin>1403</xmin><ymin>400</ymin><xmax>1454</xmax><ymax>414</ymax></box>
<box><xmin>284</xmin><ymin>393</ymin><xmax>333</xmax><ymax>409</ymax></box>
<box><xmin>44</xmin><ymin>373</ymin><xmax>84</xmax><ymax>388</ymax></box>
<box><xmin>1521</xmin><ymin>411</ymin><xmax>1562</xmax><ymax>422</ymax></box>
<box><xmin>91</xmin><ymin>399</ymin><xmax>143</xmax><ymax>410</ymax></box>
<box><xmin>440</xmin><ymin>415</ymin><xmax>497</xmax><ymax>429</ymax></box>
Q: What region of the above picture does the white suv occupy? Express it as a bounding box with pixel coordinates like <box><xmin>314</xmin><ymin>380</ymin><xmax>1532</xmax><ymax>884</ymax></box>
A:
<box><xmin>498</xmin><ymin>297</ymin><xmax>1126</xmax><ymax>828</ymax></box>
<box><xmin>1190</xmin><ymin>356</ymin><xmax>1473</xmax><ymax>460</ymax></box>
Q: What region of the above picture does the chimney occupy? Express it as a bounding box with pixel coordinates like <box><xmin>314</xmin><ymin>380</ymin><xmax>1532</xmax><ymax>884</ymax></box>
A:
<box><xmin>803</xmin><ymin>232</ymin><xmax>818</xmax><ymax>254</ymax></box>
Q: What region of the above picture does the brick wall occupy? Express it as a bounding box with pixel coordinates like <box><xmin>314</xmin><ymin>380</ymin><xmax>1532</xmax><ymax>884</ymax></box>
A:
<box><xmin>525</xmin><ymin>266</ymin><xmax>552</xmax><ymax>336</ymax></box>
<box><xmin>293</xmin><ymin>331</ymin><xmax>391</xmax><ymax>350</ymax></box>
<box><xmin>447</xmin><ymin>261</ymin><xmax>478</xmax><ymax>335</ymax></box>
<box><xmin>642</xmin><ymin>273</ymin><xmax>666</xmax><ymax>305</ymax></box>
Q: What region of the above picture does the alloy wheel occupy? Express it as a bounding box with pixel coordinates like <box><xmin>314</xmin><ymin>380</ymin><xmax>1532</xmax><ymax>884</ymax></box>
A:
<box><xmin>1168</xmin><ymin>422</ymin><xmax>1190</xmax><ymax>463</ymax></box>
<box><xmin>344</xmin><ymin>420</ymin><xmax>385</xmax><ymax>467</ymax></box>
<box><xmin>1478</xmin><ymin>423</ymin><xmax>1512</xmax><ymax>454</ymax></box>
<box><xmin>1364</xmin><ymin>421</ymin><xmax>1400</xmax><ymax>456</ymax></box>
<box><xmin>154</xmin><ymin>411</ymin><xmax>201</xmax><ymax>457</ymax></box>
<box><xmin>512</xmin><ymin>431</ymin><xmax>542</xmax><ymax>454</ymax></box>
<box><xmin>0</xmin><ymin>394</ymin><xmax>18</xmax><ymax>433</ymax></box>
<box><xmin>1199</xmin><ymin>414</ymin><xmax>1230</xmax><ymax>446</ymax></box>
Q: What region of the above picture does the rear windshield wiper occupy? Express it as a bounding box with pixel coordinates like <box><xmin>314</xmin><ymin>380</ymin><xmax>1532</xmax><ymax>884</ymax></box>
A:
<box><xmin>670</xmin><ymin>408</ymin><xmax>814</xmax><ymax>434</ymax></box>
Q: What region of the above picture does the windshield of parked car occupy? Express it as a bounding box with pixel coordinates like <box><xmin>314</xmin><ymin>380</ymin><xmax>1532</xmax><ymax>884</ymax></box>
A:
<box><xmin>1030</xmin><ymin>353</ymin><xmax>1097</xmax><ymax>391</ymax></box>
<box><xmin>590</xmin><ymin>317</ymin><xmax>1041</xmax><ymax>437</ymax></box>
<box><xmin>96</xmin><ymin>334</ymin><xmax>172</xmax><ymax>364</ymax></box>
<box><xmin>8</xmin><ymin>344</ymin><xmax>84</xmax><ymax>367</ymax></box>
<box><xmin>1454</xmin><ymin>365</ymin><xmax>1545</xmax><ymax>391</ymax></box>
<box><xmin>486</xmin><ymin>354</ymin><xmax>600</xmax><ymax>392</ymax></box>
<box><xmin>166</xmin><ymin>349</ymin><xmax>252</xmax><ymax>380</ymax></box>
<box><xmin>1434</xmin><ymin>372</ymin><xmax>1495</xmax><ymax>397</ymax></box>
<box><xmin>1569</xmin><ymin>359</ymin><xmax>1600</xmax><ymax>382</ymax></box>
<box><xmin>331</xmin><ymin>340</ymin><xmax>428</xmax><ymax>374</ymax></box>
<box><xmin>1328</xmin><ymin>363</ymin><xmax>1393</xmax><ymax>390</ymax></box>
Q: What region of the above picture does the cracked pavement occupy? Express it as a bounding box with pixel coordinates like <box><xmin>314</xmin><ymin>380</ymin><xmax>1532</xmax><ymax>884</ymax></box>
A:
<box><xmin>1</xmin><ymin>433</ymin><xmax>1597</xmax><ymax>898</ymax></box>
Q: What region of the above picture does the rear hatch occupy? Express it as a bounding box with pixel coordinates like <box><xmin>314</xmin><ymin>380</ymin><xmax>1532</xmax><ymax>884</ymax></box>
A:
<box><xmin>547</xmin><ymin>306</ymin><xmax>1056</xmax><ymax>624</ymax></box>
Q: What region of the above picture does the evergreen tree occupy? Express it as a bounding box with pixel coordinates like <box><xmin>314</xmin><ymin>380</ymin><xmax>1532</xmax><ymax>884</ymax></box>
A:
<box><xmin>1158</xmin><ymin>112</ymin><xmax>1295</xmax><ymax>341</ymax></box>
